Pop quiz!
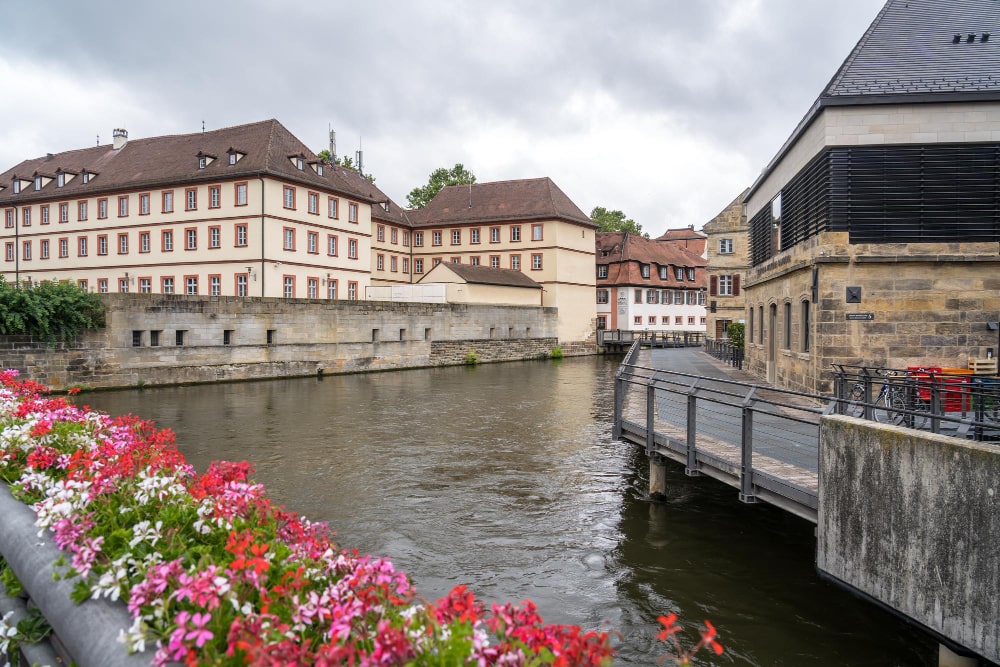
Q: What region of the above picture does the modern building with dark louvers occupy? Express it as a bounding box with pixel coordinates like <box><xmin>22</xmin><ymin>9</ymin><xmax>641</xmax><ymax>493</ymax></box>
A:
<box><xmin>741</xmin><ymin>0</ymin><xmax>1000</xmax><ymax>393</ymax></box>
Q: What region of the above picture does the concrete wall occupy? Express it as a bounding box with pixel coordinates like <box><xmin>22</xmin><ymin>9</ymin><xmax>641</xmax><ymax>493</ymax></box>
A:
<box><xmin>0</xmin><ymin>294</ymin><xmax>568</xmax><ymax>390</ymax></box>
<box><xmin>817</xmin><ymin>415</ymin><xmax>1000</xmax><ymax>663</ymax></box>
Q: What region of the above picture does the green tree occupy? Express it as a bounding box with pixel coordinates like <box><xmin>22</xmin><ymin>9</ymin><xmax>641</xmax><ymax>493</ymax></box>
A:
<box><xmin>590</xmin><ymin>206</ymin><xmax>647</xmax><ymax>237</ymax></box>
<box><xmin>0</xmin><ymin>277</ymin><xmax>104</xmax><ymax>342</ymax></box>
<box><xmin>406</xmin><ymin>164</ymin><xmax>477</xmax><ymax>209</ymax></box>
<box><xmin>726</xmin><ymin>322</ymin><xmax>745</xmax><ymax>350</ymax></box>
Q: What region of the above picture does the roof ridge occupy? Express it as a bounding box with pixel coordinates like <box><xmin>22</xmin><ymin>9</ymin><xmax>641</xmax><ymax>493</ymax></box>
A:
<box><xmin>264</xmin><ymin>119</ymin><xmax>278</xmax><ymax>171</ymax></box>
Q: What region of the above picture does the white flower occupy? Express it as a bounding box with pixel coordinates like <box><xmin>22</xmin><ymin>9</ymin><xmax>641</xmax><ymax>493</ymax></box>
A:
<box><xmin>116</xmin><ymin>616</ymin><xmax>148</xmax><ymax>654</ymax></box>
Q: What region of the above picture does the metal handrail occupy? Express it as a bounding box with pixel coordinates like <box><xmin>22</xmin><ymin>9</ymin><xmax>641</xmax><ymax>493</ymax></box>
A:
<box><xmin>829</xmin><ymin>364</ymin><xmax>1000</xmax><ymax>441</ymax></box>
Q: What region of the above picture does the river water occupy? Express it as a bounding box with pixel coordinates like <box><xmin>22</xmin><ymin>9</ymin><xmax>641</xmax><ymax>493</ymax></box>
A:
<box><xmin>87</xmin><ymin>356</ymin><xmax>934</xmax><ymax>666</ymax></box>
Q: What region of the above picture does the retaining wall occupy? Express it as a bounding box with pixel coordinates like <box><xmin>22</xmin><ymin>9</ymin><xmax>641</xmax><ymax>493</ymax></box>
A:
<box><xmin>0</xmin><ymin>294</ymin><xmax>577</xmax><ymax>390</ymax></box>
<box><xmin>817</xmin><ymin>415</ymin><xmax>1000</xmax><ymax>663</ymax></box>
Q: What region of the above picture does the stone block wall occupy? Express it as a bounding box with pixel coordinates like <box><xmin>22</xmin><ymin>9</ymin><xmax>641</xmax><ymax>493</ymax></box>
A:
<box><xmin>0</xmin><ymin>295</ymin><xmax>587</xmax><ymax>390</ymax></box>
<box><xmin>743</xmin><ymin>233</ymin><xmax>1000</xmax><ymax>394</ymax></box>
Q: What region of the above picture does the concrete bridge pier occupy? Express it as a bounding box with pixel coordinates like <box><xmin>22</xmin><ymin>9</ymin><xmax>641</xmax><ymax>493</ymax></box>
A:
<box><xmin>649</xmin><ymin>455</ymin><xmax>667</xmax><ymax>502</ymax></box>
<box><xmin>938</xmin><ymin>645</ymin><xmax>978</xmax><ymax>667</ymax></box>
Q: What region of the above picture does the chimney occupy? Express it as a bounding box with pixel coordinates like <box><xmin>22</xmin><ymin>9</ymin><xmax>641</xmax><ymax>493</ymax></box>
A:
<box><xmin>112</xmin><ymin>128</ymin><xmax>128</xmax><ymax>151</ymax></box>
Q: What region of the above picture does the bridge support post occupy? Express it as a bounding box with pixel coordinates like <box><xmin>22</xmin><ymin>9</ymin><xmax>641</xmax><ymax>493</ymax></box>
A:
<box><xmin>649</xmin><ymin>455</ymin><xmax>667</xmax><ymax>502</ymax></box>
<box><xmin>646</xmin><ymin>380</ymin><xmax>656</xmax><ymax>454</ymax></box>
<box><xmin>739</xmin><ymin>391</ymin><xmax>757</xmax><ymax>504</ymax></box>
<box><xmin>612</xmin><ymin>372</ymin><xmax>623</xmax><ymax>440</ymax></box>
<box><xmin>685</xmin><ymin>393</ymin><xmax>700</xmax><ymax>476</ymax></box>
<box><xmin>938</xmin><ymin>644</ymin><xmax>977</xmax><ymax>667</ymax></box>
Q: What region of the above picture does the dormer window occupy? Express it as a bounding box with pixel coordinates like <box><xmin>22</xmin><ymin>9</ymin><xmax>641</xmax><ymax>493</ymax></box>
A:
<box><xmin>659</xmin><ymin>266</ymin><xmax>667</xmax><ymax>280</ymax></box>
<box><xmin>296</xmin><ymin>157</ymin><xmax>304</xmax><ymax>170</ymax></box>
<box><xmin>81</xmin><ymin>171</ymin><xmax>90</xmax><ymax>184</ymax></box>
<box><xmin>12</xmin><ymin>180</ymin><xmax>20</xmax><ymax>194</ymax></box>
<box><xmin>34</xmin><ymin>176</ymin><xmax>42</xmax><ymax>191</ymax></box>
<box><xmin>316</xmin><ymin>163</ymin><xmax>324</xmax><ymax>176</ymax></box>
<box><xmin>57</xmin><ymin>172</ymin><xmax>65</xmax><ymax>187</ymax></box>
<box><xmin>640</xmin><ymin>263</ymin><xmax>650</xmax><ymax>279</ymax></box>
<box><xmin>229</xmin><ymin>152</ymin><xmax>237</xmax><ymax>165</ymax></box>
<box><xmin>196</xmin><ymin>152</ymin><xmax>216</xmax><ymax>169</ymax></box>
<box><xmin>674</xmin><ymin>266</ymin><xmax>683</xmax><ymax>280</ymax></box>
<box><xmin>687</xmin><ymin>268</ymin><xmax>696</xmax><ymax>281</ymax></box>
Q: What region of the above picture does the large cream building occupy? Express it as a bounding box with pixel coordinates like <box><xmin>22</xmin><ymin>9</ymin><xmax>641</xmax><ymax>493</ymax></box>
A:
<box><xmin>0</xmin><ymin>120</ymin><xmax>598</xmax><ymax>344</ymax></box>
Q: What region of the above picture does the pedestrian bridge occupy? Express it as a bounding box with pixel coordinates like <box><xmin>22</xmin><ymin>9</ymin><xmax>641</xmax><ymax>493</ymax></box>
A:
<box><xmin>613</xmin><ymin>342</ymin><xmax>827</xmax><ymax>522</ymax></box>
<box><xmin>613</xmin><ymin>343</ymin><xmax>1000</xmax><ymax>666</ymax></box>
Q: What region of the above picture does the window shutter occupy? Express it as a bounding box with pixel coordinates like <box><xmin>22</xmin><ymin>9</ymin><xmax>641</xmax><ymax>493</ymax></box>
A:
<box><xmin>709</xmin><ymin>275</ymin><xmax>718</xmax><ymax>296</ymax></box>
<box><xmin>733</xmin><ymin>274</ymin><xmax>741</xmax><ymax>296</ymax></box>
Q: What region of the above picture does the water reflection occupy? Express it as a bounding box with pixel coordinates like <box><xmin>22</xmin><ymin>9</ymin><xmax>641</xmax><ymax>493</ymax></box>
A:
<box><xmin>87</xmin><ymin>357</ymin><xmax>933</xmax><ymax>666</ymax></box>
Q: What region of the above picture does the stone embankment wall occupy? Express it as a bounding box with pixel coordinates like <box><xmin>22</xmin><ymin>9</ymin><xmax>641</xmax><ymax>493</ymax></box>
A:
<box><xmin>0</xmin><ymin>294</ymin><xmax>578</xmax><ymax>390</ymax></box>
<box><xmin>817</xmin><ymin>415</ymin><xmax>999</xmax><ymax>664</ymax></box>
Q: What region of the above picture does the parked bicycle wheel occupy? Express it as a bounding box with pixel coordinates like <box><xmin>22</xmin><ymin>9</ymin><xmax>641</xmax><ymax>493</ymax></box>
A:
<box><xmin>905</xmin><ymin>396</ymin><xmax>931</xmax><ymax>430</ymax></box>
<box><xmin>846</xmin><ymin>384</ymin><xmax>867</xmax><ymax>418</ymax></box>
<box><xmin>873</xmin><ymin>391</ymin><xmax>906</xmax><ymax>425</ymax></box>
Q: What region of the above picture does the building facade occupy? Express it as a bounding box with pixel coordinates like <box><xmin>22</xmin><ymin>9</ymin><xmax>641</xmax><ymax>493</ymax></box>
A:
<box><xmin>382</xmin><ymin>178</ymin><xmax>598</xmax><ymax>343</ymax></box>
<box><xmin>1</xmin><ymin>123</ymin><xmax>599</xmax><ymax>344</ymax></box>
<box><xmin>595</xmin><ymin>232</ymin><xmax>707</xmax><ymax>333</ymax></box>
<box><xmin>740</xmin><ymin>0</ymin><xmax>1000</xmax><ymax>393</ymax></box>
<box><xmin>702</xmin><ymin>190</ymin><xmax>749</xmax><ymax>340</ymax></box>
<box><xmin>0</xmin><ymin>121</ymin><xmax>376</xmax><ymax>302</ymax></box>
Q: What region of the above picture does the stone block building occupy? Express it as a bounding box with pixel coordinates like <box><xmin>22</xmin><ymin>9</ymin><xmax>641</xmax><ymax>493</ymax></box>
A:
<box><xmin>740</xmin><ymin>0</ymin><xmax>1000</xmax><ymax>393</ymax></box>
<box><xmin>702</xmin><ymin>190</ymin><xmax>749</xmax><ymax>341</ymax></box>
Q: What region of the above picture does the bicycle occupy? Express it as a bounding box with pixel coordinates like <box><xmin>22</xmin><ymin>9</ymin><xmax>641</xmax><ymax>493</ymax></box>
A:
<box><xmin>835</xmin><ymin>365</ymin><xmax>930</xmax><ymax>428</ymax></box>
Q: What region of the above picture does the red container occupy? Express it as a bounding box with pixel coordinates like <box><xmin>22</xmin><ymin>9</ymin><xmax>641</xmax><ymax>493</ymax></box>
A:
<box><xmin>907</xmin><ymin>366</ymin><xmax>941</xmax><ymax>403</ymax></box>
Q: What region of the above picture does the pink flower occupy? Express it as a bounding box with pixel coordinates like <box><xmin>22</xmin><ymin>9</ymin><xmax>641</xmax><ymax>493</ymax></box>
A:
<box><xmin>185</xmin><ymin>612</ymin><xmax>214</xmax><ymax>648</ymax></box>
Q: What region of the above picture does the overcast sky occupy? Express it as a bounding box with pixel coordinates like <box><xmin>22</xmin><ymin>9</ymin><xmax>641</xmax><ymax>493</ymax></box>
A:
<box><xmin>0</xmin><ymin>1</ymin><xmax>886</xmax><ymax>237</ymax></box>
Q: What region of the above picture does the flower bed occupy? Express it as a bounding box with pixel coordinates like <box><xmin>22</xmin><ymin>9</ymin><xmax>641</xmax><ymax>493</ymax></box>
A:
<box><xmin>0</xmin><ymin>370</ymin><xmax>721</xmax><ymax>666</ymax></box>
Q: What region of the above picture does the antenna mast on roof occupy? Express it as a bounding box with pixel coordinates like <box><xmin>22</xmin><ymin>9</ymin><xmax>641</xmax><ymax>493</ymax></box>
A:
<box><xmin>96</xmin><ymin>134</ymin><xmax>100</xmax><ymax>147</ymax></box>
<box><xmin>468</xmin><ymin>182</ymin><xmax>473</xmax><ymax>208</ymax></box>
<box><xmin>202</xmin><ymin>120</ymin><xmax>205</xmax><ymax>133</ymax></box>
<box><xmin>328</xmin><ymin>125</ymin><xmax>337</xmax><ymax>161</ymax></box>
<box><xmin>355</xmin><ymin>136</ymin><xmax>363</xmax><ymax>176</ymax></box>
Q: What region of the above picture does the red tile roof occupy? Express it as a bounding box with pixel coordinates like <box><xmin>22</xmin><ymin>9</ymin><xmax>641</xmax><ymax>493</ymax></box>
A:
<box><xmin>655</xmin><ymin>226</ymin><xmax>707</xmax><ymax>256</ymax></box>
<box><xmin>408</xmin><ymin>177</ymin><xmax>592</xmax><ymax>227</ymax></box>
<box><xmin>597</xmin><ymin>231</ymin><xmax>706</xmax><ymax>287</ymax></box>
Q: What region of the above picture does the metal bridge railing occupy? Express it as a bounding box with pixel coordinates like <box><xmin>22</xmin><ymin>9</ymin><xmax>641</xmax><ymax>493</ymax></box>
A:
<box><xmin>614</xmin><ymin>342</ymin><xmax>830</xmax><ymax>521</ymax></box>
<box><xmin>830</xmin><ymin>364</ymin><xmax>1000</xmax><ymax>442</ymax></box>
<box><xmin>704</xmin><ymin>338</ymin><xmax>744</xmax><ymax>370</ymax></box>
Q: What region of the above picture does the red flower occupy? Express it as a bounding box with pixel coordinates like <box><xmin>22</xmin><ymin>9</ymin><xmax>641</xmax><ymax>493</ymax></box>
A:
<box><xmin>657</xmin><ymin>613</ymin><xmax>681</xmax><ymax>642</ymax></box>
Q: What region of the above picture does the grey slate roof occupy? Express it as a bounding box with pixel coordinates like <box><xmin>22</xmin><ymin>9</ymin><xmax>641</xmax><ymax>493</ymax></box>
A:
<box><xmin>746</xmin><ymin>0</ymin><xmax>1000</xmax><ymax>201</ymax></box>
<box><xmin>824</xmin><ymin>0</ymin><xmax>1000</xmax><ymax>98</ymax></box>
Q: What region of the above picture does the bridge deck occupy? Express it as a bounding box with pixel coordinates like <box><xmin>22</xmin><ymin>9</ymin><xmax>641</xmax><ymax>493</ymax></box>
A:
<box><xmin>616</xmin><ymin>348</ymin><xmax>821</xmax><ymax>522</ymax></box>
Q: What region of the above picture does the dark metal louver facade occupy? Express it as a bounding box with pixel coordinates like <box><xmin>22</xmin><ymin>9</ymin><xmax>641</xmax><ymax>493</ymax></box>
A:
<box><xmin>750</xmin><ymin>142</ymin><xmax>1000</xmax><ymax>266</ymax></box>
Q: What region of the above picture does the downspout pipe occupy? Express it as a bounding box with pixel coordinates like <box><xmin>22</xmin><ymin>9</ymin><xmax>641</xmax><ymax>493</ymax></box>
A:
<box><xmin>259</xmin><ymin>176</ymin><xmax>266</xmax><ymax>297</ymax></box>
<box><xmin>0</xmin><ymin>484</ymin><xmax>148</xmax><ymax>667</ymax></box>
<box><xmin>13</xmin><ymin>205</ymin><xmax>19</xmax><ymax>285</ymax></box>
